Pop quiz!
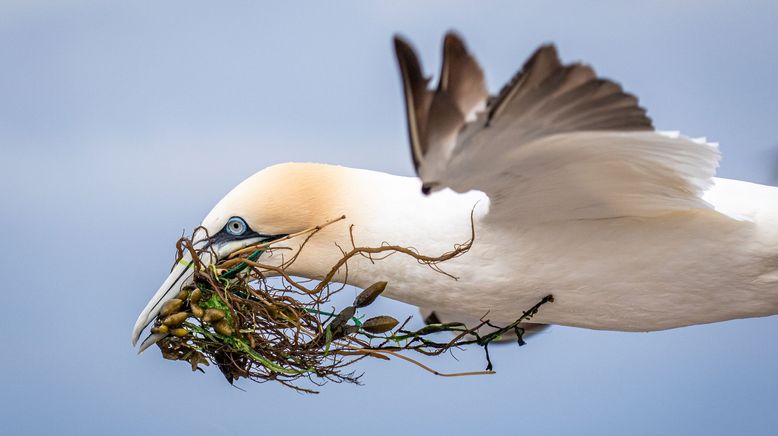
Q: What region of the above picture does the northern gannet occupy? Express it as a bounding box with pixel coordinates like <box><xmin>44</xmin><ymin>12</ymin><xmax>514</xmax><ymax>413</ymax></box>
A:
<box><xmin>132</xmin><ymin>33</ymin><xmax>778</xmax><ymax>349</ymax></box>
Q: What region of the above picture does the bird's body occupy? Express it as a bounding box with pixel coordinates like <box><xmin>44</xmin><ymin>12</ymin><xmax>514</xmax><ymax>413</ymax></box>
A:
<box><xmin>132</xmin><ymin>32</ymin><xmax>778</xmax><ymax>348</ymax></box>
<box><xmin>239</xmin><ymin>162</ymin><xmax>778</xmax><ymax>332</ymax></box>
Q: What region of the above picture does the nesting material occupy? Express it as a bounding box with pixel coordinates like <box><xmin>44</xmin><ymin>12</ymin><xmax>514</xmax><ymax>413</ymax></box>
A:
<box><xmin>150</xmin><ymin>217</ymin><xmax>553</xmax><ymax>393</ymax></box>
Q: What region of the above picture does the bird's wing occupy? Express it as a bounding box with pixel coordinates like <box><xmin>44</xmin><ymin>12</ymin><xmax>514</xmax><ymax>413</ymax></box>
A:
<box><xmin>394</xmin><ymin>33</ymin><xmax>720</xmax><ymax>225</ymax></box>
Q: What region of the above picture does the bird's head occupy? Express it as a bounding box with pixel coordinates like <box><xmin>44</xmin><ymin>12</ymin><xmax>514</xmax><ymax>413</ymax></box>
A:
<box><xmin>131</xmin><ymin>163</ymin><xmax>351</xmax><ymax>349</ymax></box>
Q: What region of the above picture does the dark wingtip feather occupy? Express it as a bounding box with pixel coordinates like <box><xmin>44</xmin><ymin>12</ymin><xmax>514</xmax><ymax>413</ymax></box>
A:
<box><xmin>443</xmin><ymin>31</ymin><xmax>467</xmax><ymax>55</ymax></box>
<box><xmin>520</xmin><ymin>44</ymin><xmax>560</xmax><ymax>76</ymax></box>
<box><xmin>393</xmin><ymin>34</ymin><xmax>430</xmax><ymax>172</ymax></box>
<box><xmin>393</xmin><ymin>35</ymin><xmax>418</xmax><ymax>71</ymax></box>
<box><xmin>437</xmin><ymin>31</ymin><xmax>488</xmax><ymax>116</ymax></box>
<box><xmin>393</xmin><ymin>34</ymin><xmax>411</xmax><ymax>53</ymax></box>
<box><xmin>489</xmin><ymin>42</ymin><xmax>653</xmax><ymax>133</ymax></box>
<box><xmin>532</xmin><ymin>43</ymin><xmax>559</xmax><ymax>59</ymax></box>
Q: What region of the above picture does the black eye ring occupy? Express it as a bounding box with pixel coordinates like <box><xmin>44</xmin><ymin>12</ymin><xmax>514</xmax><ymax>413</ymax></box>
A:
<box><xmin>225</xmin><ymin>217</ymin><xmax>248</xmax><ymax>236</ymax></box>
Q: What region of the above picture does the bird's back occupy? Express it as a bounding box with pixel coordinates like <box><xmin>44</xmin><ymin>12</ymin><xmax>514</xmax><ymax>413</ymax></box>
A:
<box><xmin>452</xmin><ymin>177</ymin><xmax>778</xmax><ymax>331</ymax></box>
<box><xmin>347</xmin><ymin>171</ymin><xmax>778</xmax><ymax>332</ymax></box>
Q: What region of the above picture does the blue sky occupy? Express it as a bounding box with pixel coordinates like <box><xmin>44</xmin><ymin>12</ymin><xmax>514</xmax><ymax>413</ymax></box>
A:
<box><xmin>1</xmin><ymin>1</ymin><xmax>777</xmax><ymax>435</ymax></box>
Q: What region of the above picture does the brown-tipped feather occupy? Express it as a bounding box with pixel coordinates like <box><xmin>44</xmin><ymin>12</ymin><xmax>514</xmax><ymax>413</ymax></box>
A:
<box><xmin>393</xmin><ymin>36</ymin><xmax>431</xmax><ymax>171</ymax></box>
<box><xmin>394</xmin><ymin>33</ymin><xmax>488</xmax><ymax>172</ymax></box>
<box><xmin>394</xmin><ymin>34</ymin><xmax>653</xmax><ymax>180</ymax></box>
<box><xmin>438</xmin><ymin>32</ymin><xmax>488</xmax><ymax>119</ymax></box>
<box><xmin>486</xmin><ymin>44</ymin><xmax>653</xmax><ymax>134</ymax></box>
<box><xmin>488</xmin><ymin>44</ymin><xmax>561</xmax><ymax>123</ymax></box>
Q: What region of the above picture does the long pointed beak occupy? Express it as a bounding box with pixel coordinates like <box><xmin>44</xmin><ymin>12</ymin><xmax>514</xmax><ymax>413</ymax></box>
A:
<box><xmin>132</xmin><ymin>232</ymin><xmax>282</xmax><ymax>351</ymax></box>
<box><xmin>131</xmin><ymin>247</ymin><xmax>207</xmax><ymax>346</ymax></box>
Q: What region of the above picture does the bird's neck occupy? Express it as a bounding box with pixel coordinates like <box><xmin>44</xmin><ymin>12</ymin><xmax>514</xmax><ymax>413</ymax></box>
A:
<box><xmin>281</xmin><ymin>166</ymin><xmax>486</xmax><ymax>293</ymax></box>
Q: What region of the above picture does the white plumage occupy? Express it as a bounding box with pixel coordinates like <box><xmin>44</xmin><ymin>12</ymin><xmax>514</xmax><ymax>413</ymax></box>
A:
<box><xmin>132</xmin><ymin>32</ymin><xmax>778</xmax><ymax>348</ymax></box>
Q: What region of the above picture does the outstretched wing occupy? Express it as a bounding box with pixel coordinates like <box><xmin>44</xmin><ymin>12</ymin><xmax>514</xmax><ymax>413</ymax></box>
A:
<box><xmin>394</xmin><ymin>33</ymin><xmax>719</xmax><ymax>225</ymax></box>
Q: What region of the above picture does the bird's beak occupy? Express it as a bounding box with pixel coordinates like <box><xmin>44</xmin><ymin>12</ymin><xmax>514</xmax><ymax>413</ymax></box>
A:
<box><xmin>131</xmin><ymin>231</ymin><xmax>213</xmax><ymax>350</ymax></box>
<box><xmin>132</xmin><ymin>231</ymin><xmax>283</xmax><ymax>352</ymax></box>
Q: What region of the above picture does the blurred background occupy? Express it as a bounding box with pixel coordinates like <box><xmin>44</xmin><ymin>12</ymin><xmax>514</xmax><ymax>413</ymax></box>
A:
<box><xmin>1</xmin><ymin>1</ymin><xmax>777</xmax><ymax>434</ymax></box>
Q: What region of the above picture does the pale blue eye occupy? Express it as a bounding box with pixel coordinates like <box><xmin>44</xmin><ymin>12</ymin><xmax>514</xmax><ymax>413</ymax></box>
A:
<box><xmin>225</xmin><ymin>217</ymin><xmax>247</xmax><ymax>236</ymax></box>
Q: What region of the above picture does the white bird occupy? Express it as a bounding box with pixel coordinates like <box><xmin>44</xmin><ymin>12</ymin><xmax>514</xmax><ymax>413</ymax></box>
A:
<box><xmin>133</xmin><ymin>32</ymin><xmax>778</xmax><ymax>350</ymax></box>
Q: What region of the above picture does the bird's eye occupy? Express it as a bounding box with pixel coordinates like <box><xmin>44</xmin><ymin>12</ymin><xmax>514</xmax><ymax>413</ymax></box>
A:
<box><xmin>225</xmin><ymin>217</ymin><xmax>247</xmax><ymax>236</ymax></box>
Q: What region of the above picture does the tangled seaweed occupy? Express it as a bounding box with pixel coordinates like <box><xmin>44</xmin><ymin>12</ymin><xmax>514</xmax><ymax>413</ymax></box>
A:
<box><xmin>149</xmin><ymin>215</ymin><xmax>553</xmax><ymax>393</ymax></box>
